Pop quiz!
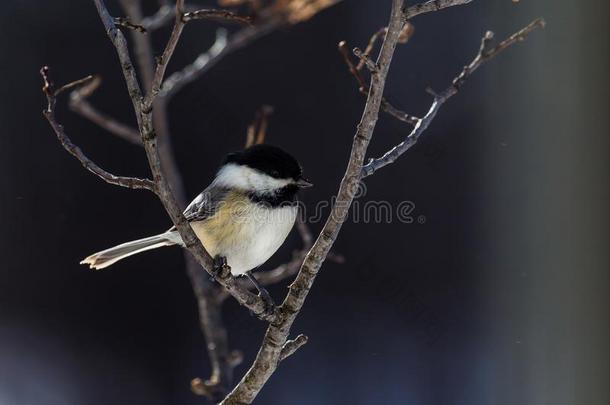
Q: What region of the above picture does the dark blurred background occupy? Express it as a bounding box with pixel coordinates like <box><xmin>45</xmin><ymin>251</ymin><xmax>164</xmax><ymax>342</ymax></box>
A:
<box><xmin>1</xmin><ymin>1</ymin><xmax>608</xmax><ymax>404</ymax></box>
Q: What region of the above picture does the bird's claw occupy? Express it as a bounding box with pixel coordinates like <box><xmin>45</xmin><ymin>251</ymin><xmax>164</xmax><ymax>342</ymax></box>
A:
<box><xmin>247</xmin><ymin>289</ymin><xmax>275</xmax><ymax>318</ymax></box>
<box><xmin>244</xmin><ymin>271</ymin><xmax>275</xmax><ymax>318</ymax></box>
<box><xmin>212</xmin><ymin>255</ymin><xmax>231</xmax><ymax>280</ymax></box>
<box><xmin>258</xmin><ymin>288</ymin><xmax>276</xmax><ymax>317</ymax></box>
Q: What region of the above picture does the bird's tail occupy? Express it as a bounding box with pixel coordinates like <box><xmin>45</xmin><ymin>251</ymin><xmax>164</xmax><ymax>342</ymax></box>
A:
<box><xmin>80</xmin><ymin>232</ymin><xmax>181</xmax><ymax>270</ymax></box>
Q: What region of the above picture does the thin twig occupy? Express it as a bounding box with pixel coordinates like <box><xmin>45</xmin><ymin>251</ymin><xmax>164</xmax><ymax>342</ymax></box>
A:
<box><xmin>157</xmin><ymin>0</ymin><xmax>342</xmax><ymax>98</ymax></box>
<box><xmin>357</xmin><ymin>27</ymin><xmax>387</xmax><ymax>71</ymax></box>
<box><xmin>140</xmin><ymin>3</ymin><xmax>198</xmax><ymax>31</ymax></box>
<box><xmin>183</xmin><ymin>9</ymin><xmax>253</xmax><ymax>25</ymax></box>
<box><xmin>160</xmin><ymin>20</ymin><xmax>281</xmax><ymax>99</ymax></box>
<box><xmin>141</xmin><ymin>3</ymin><xmax>208</xmax><ymax>31</ymax></box>
<box><xmin>245</xmin><ymin>105</ymin><xmax>274</xmax><ymax>147</ymax></box>
<box><xmin>141</xmin><ymin>4</ymin><xmax>174</xmax><ymax>30</ymax></box>
<box><xmin>52</xmin><ymin>75</ymin><xmax>97</xmax><ymax>96</ymax></box>
<box><xmin>146</xmin><ymin>6</ymin><xmax>251</xmax><ymax>102</ymax></box>
<box><xmin>159</xmin><ymin>27</ymin><xmax>229</xmax><ymax>99</ymax></box>
<box><xmin>354</xmin><ymin>22</ymin><xmax>413</xmax><ymax>69</ymax></box>
<box><xmin>146</xmin><ymin>0</ymin><xmax>186</xmax><ymax>104</ymax></box>
<box><xmin>120</xmin><ymin>0</ymin><xmax>156</xmax><ymax>94</ymax></box>
<box><xmin>40</xmin><ymin>67</ymin><xmax>156</xmax><ymax>193</ymax></box>
<box><xmin>250</xmin><ymin>247</ymin><xmax>343</xmax><ymax>289</ymax></box>
<box><xmin>353</xmin><ymin>47</ymin><xmax>379</xmax><ymax>73</ymax></box>
<box><xmin>361</xmin><ymin>18</ymin><xmax>546</xmax><ymax>178</ymax></box>
<box><xmin>403</xmin><ymin>0</ymin><xmax>473</xmax><ymax>20</ymax></box>
<box><xmin>338</xmin><ymin>41</ymin><xmax>367</xmax><ymax>91</ymax></box>
<box><xmin>114</xmin><ymin>16</ymin><xmax>147</xmax><ymax>33</ymax></box>
<box><xmin>119</xmin><ymin>0</ymin><xmax>186</xmax><ymax>199</ymax></box>
<box><xmin>161</xmin><ymin>0</ymin><xmax>349</xmax><ymax>99</ymax></box>
<box><xmin>338</xmin><ymin>41</ymin><xmax>419</xmax><ymax>125</ymax></box>
<box><xmin>68</xmin><ymin>75</ymin><xmax>141</xmax><ymax>145</ymax></box>
<box><xmin>379</xmin><ymin>99</ymin><xmax>419</xmax><ymax>125</ymax></box>
<box><xmin>279</xmin><ymin>334</ymin><xmax>308</xmax><ymax>361</ymax></box>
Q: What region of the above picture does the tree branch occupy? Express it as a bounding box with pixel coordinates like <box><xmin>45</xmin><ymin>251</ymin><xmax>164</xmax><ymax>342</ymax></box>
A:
<box><xmin>352</xmin><ymin>47</ymin><xmax>379</xmax><ymax>73</ymax></box>
<box><xmin>338</xmin><ymin>38</ymin><xmax>419</xmax><ymax>126</ymax></box>
<box><xmin>68</xmin><ymin>75</ymin><xmax>142</xmax><ymax>145</ymax></box>
<box><xmin>146</xmin><ymin>0</ymin><xmax>186</xmax><ymax>103</ymax></box>
<box><xmin>361</xmin><ymin>17</ymin><xmax>545</xmax><ymax>178</ymax></box>
<box><xmin>40</xmin><ymin>67</ymin><xmax>156</xmax><ymax>193</ymax></box>
<box><xmin>141</xmin><ymin>4</ymin><xmax>175</xmax><ymax>31</ymax></box>
<box><xmin>119</xmin><ymin>0</ymin><xmax>187</xmax><ymax>202</ymax></box>
<box><xmin>335</xmin><ymin>0</ymin><xmax>501</xmax><ymax>134</ymax></box>
<box><xmin>158</xmin><ymin>0</ymin><xmax>343</xmax><ymax>99</ymax></box>
<box><xmin>221</xmin><ymin>1</ymin><xmax>408</xmax><ymax>403</ymax></box>
<box><xmin>119</xmin><ymin>1</ymin><xmax>239</xmax><ymax>399</ymax></box>
<box><xmin>92</xmin><ymin>0</ymin><xmax>275</xmax><ymax>321</ymax></box>
<box><xmin>279</xmin><ymin>334</ymin><xmax>308</xmax><ymax>361</ymax></box>
<box><xmin>79</xmin><ymin>0</ymin><xmax>344</xmax><ymax>399</ymax></box>
<box><xmin>114</xmin><ymin>16</ymin><xmax>147</xmax><ymax>33</ymax></box>
<box><xmin>186</xmin><ymin>269</ymin><xmax>236</xmax><ymax>402</ymax></box>
<box><xmin>143</xmin><ymin>4</ymin><xmax>251</xmax><ymax>102</ymax></box>
<box><xmin>140</xmin><ymin>3</ymin><xmax>202</xmax><ymax>31</ymax></box>
<box><xmin>183</xmin><ymin>9</ymin><xmax>253</xmax><ymax>25</ymax></box>
<box><xmin>159</xmin><ymin>20</ymin><xmax>279</xmax><ymax>99</ymax></box>
<box><xmin>357</xmin><ymin>27</ymin><xmax>387</xmax><ymax>70</ymax></box>
<box><xmin>111</xmin><ymin>2</ymin><xmax>253</xmax><ymax>399</ymax></box>
<box><xmin>403</xmin><ymin>0</ymin><xmax>473</xmax><ymax>20</ymax></box>
<box><xmin>245</xmin><ymin>105</ymin><xmax>274</xmax><ymax>148</ymax></box>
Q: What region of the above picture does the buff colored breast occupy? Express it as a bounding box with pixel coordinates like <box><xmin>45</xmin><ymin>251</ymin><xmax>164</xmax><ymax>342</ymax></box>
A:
<box><xmin>191</xmin><ymin>191</ymin><xmax>298</xmax><ymax>275</ymax></box>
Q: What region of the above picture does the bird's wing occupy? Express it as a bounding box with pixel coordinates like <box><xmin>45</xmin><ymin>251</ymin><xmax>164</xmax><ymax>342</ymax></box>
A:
<box><xmin>183</xmin><ymin>186</ymin><xmax>229</xmax><ymax>223</ymax></box>
<box><xmin>167</xmin><ymin>186</ymin><xmax>229</xmax><ymax>232</ymax></box>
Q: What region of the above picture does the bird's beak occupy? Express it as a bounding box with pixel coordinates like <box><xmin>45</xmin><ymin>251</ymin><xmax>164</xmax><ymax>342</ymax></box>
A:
<box><xmin>295</xmin><ymin>177</ymin><xmax>314</xmax><ymax>188</ymax></box>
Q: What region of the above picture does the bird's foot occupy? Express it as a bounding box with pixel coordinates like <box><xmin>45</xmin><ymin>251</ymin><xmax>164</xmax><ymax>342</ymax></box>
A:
<box><xmin>246</xmin><ymin>271</ymin><xmax>275</xmax><ymax>318</ymax></box>
<box><xmin>212</xmin><ymin>255</ymin><xmax>231</xmax><ymax>281</ymax></box>
<box><xmin>257</xmin><ymin>287</ymin><xmax>276</xmax><ymax>317</ymax></box>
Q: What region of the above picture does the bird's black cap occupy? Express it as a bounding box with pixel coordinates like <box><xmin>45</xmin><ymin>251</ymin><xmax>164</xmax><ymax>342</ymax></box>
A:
<box><xmin>225</xmin><ymin>144</ymin><xmax>304</xmax><ymax>180</ymax></box>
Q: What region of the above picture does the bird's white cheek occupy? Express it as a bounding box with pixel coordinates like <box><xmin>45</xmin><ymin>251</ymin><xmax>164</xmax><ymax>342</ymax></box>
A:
<box><xmin>214</xmin><ymin>163</ymin><xmax>291</xmax><ymax>192</ymax></box>
<box><xmin>244</xmin><ymin>170</ymin><xmax>291</xmax><ymax>191</ymax></box>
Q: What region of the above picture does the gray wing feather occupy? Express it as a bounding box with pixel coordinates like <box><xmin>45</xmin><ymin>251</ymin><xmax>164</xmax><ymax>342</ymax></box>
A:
<box><xmin>182</xmin><ymin>186</ymin><xmax>229</xmax><ymax>223</ymax></box>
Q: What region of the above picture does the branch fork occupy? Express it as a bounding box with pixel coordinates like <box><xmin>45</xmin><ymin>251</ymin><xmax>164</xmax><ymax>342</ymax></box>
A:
<box><xmin>40</xmin><ymin>67</ymin><xmax>157</xmax><ymax>193</ymax></box>
<box><xmin>353</xmin><ymin>47</ymin><xmax>379</xmax><ymax>73</ymax></box>
<box><xmin>360</xmin><ymin>17</ymin><xmax>545</xmax><ymax>178</ymax></box>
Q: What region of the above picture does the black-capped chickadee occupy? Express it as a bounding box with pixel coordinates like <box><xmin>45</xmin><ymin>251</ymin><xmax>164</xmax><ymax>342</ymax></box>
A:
<box><xmin>81</xmin><ymin>144</ymin><xmax>312</xmax><ymax>300</ymax></box>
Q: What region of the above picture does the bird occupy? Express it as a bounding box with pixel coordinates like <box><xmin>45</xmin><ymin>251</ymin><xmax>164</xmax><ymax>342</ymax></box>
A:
<box><xmin>80</xmin><ymin>144</ymin><xmax>312</xmax><ymax>306</ymax></box>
